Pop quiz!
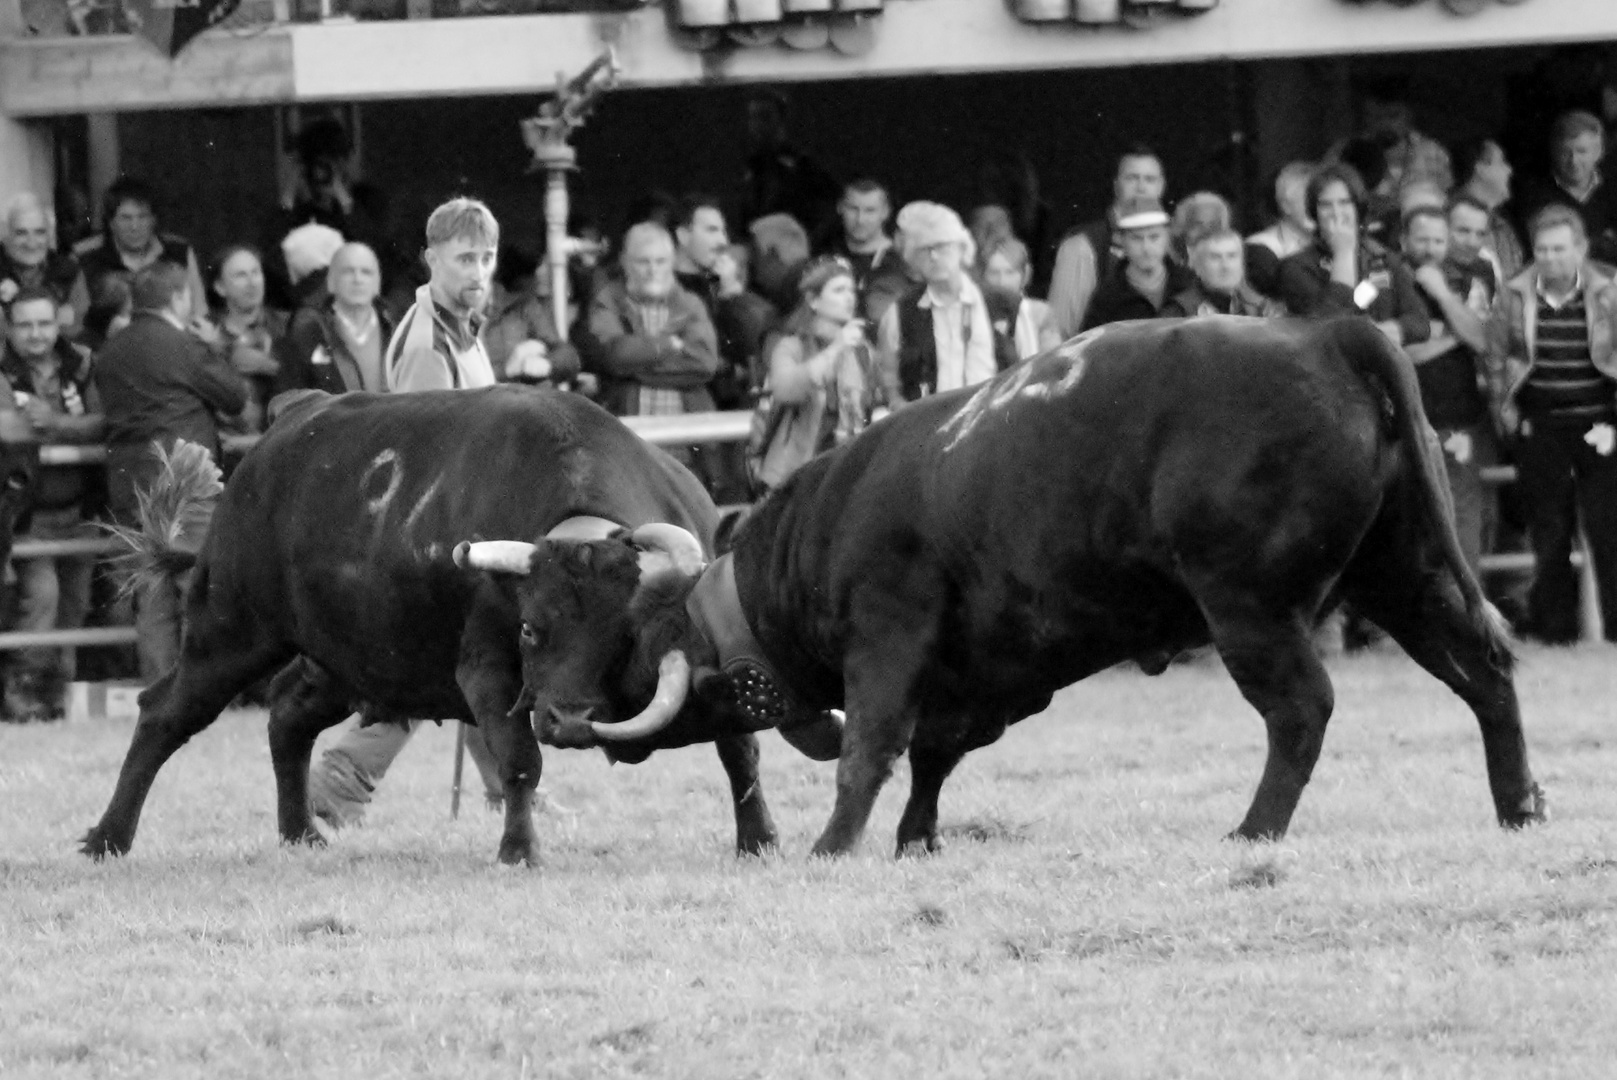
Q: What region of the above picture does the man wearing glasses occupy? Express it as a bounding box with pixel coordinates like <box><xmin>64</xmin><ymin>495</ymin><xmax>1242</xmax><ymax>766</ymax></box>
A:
<box><xmin>876</xmin><ymin>201</ymin><xmax>1014</xmax><ymax>407</ymax></box>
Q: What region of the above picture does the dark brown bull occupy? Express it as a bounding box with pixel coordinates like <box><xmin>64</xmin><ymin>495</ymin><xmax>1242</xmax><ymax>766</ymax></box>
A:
<box><xmin>80</xmin><ymin>386</ymin><xmax>836</xmax><ymax>865</ymax></box>
<box><xmin>458</xmin><ymin>316</ymin><xmax>1545</xmax><ymax>857</ymax></box>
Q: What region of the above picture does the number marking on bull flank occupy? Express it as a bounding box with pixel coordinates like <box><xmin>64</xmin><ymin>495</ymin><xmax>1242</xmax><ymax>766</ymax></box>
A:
<box><xmin>938</xmin><ymin>327</ymin><xmax>1104</xmax><ymax>452</ymax></box>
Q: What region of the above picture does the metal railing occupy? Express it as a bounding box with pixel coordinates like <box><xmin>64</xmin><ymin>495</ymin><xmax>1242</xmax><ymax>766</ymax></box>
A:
<box><xmin>1</xmin><ymin>413</ymin><xmax>1604</xmax><ymax>656</ymax></box>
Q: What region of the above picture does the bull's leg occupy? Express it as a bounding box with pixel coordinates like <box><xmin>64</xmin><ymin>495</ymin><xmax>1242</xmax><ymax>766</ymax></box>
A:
<box><xmin>265</xmin><ymin>658</ymin><xmax>358</xmax><ymax>847</ymax></box>
<box><xmin>458</xmin><ymin>666</ymin><xmax>540</xmax><ymax>868</ymax></box>
<box><xmin>1203</xmin><ymin>604</ymin><xmax>1336</xmax><ymax>841</ymax></box>
<box><xmin>1341</xmin><ymin>568</ymin><xmax>1546</xmax><ymax>829</ymax></box>
<box><xmin>713</xmin><ymin>734</ymin><xmax>778</xmax><ymax>856</ymax></box>
<box><xmin>81</xmin><ymin>640</ymin><xmax>293</xmax><ymax>858</ymax></box>
<box><xmin>895</xmin><ymin>742</ymin><xmax>966</xmax><ymax>858</ymax></box>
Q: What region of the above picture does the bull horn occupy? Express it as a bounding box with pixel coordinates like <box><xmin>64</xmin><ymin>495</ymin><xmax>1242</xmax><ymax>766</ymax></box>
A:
<box><xmin>591</xmin><ymin>650</ymin><xmax>691</xmax><ymax>742</ymax></box>
<box><xmin>630</xmin><ymin>523</ymin><xmax>707</xmax><ymax>579</ymax></box>
<box><xmin>454</xmin><ymin>540</ymin><xmax>537</xmax><ymax>575</ymax></box>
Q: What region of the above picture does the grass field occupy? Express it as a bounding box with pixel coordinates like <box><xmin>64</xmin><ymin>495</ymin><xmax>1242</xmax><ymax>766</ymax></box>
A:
<box><xmin>3</xmin><ymin>644</ymin><xmax>1616</xmax><ymax>1079</ymax></box>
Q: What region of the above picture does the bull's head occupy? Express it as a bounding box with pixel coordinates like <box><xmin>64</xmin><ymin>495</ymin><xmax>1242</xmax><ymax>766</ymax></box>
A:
<box><xmin>453</xmin><ymin>524</ymin><xmax>760</xmax><ymax>757</ymax></box>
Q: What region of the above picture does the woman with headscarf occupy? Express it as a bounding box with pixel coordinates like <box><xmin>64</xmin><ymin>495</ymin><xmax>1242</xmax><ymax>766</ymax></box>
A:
<box><xmin>749</xmin><ymin>255</ymin><xmax>875</xmax><ymax>494</ymax></box>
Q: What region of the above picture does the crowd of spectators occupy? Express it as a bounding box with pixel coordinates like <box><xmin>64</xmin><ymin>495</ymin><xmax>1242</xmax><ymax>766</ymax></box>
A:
<box><xmin>4</xmin><ymin>87</ymin><xmax>1617</xmax><ymax>722</ymax></box>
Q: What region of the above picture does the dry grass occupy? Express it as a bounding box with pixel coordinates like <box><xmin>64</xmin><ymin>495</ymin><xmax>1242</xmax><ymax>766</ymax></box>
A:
<box><xmin>3</xmin><ymin>644</ymin><xmax>1617</xmax><ymax>1079</ymax></box>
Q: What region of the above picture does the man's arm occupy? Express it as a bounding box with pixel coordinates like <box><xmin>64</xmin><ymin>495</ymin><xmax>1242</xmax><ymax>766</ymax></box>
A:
<box><xmin>1047</xmin><ymin>234</ymin><xmax>1097</xmax><ymax>339</ymax></box>
<box><xmin>582</xmin><ymin>292</ymin><xmax>665</xmax><ymax>379</ymax></box>
<box><xmin>184</xmin><ymin>336</ymin><xmax>249</xmax><ymax>416</ymax></box>
<box><xmin>636</xmin><ymin>303</ymin><xmax>720</xmax><ymax>390</ymax></box>
<box><xmin>1413</xmin><ymin>264</ymin><xmax>1485</xmax><ymax>351</ymax></box>
<box><xmin>1481</xmin><ymin>289</ymin><xmax>1521</xmax><ymax>434</ymax></box>
<box><xmin>875</xmin><ymin>301</ymin><xmax>904</xmax><ymax>408</ymax></box>
<box><xmin>388</xmin><ymin>345</ymin><xmax>455</xmax><ymax>392</ymax></box>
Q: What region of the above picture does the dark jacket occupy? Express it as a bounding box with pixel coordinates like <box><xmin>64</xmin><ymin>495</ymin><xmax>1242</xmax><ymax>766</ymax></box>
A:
<box><xmin>481</xmin><ymin>287</ymin><xmax>581</xmax><ymax>391</ymax></box>
<box><xmin>581</xmin><ymin>280</ymin><xmax>719</xmax><ymax>416</ymax></box>
<box><xmin>894</xmin><ymin>282</ymin><xmax>1019</xmax><ymax>401</ymax></box>
<box><xmin>1515</xmin><ymin>174</ymin><xmax>1617</xmax><ymax>269</ymax></box>
<box><xmin>676</xmin><ymin>269</ymin><xmax>779</xmax><ymax>405</ymax></box>
<box><xmin>93</xmin><ymin>311</ymin><xmax>248</xmax><ymax>520</ymax></box>
<box><xmin>0</xmin><ymin>339</ymin><xmax>103</xmax><ymax>515</ymax></box>
<box><xmin>1081</xmin><ymin>262</ymin><xmax>1194</xmax><ymax>331</ymax></box>
<box><xmin>1161</xmin><ymin>280</ymin><xmax>1282</xmax><ymax>319</ymax></box>
<box><xmin>277</xmin><ymin>297</ymin><xmax>398</xmax><ymax>396</ymax></box>
<box><xmin>1276</xmin><ymin>239</ymin><xmax>1431</xmax><ymax>347</ymax></box>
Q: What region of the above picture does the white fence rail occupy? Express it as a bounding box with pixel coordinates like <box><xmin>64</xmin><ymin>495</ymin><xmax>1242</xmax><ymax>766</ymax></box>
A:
<box><xmin>0</xmin><ymin>412</ymin><xmax>1603</xmax><ymax>653</ymax></box>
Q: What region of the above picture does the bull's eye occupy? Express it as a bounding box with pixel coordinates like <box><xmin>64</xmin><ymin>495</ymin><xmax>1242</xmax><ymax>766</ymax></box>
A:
<box><xmin>520</xmin><ymin>622</ymin><xmax>540</xmax><ymax>645</ymax></box>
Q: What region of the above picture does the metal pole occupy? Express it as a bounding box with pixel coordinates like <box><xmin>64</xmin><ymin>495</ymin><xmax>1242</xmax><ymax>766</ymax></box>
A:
<box><xmin>450</xmin><ymin>721</ymin><xmax>467</xmax><ymax>820</ymax></box>
<box><xmin>545</xmin><ymin>163</ymin><xmax>571</xmax><ymax>339</ymax></box>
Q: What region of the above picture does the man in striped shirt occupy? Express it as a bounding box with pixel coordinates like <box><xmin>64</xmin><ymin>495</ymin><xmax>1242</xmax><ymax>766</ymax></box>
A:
<box><xmin>1485</xmin><ymin>204</ymin><xmax>1617</xmax><ymax>643</ymax></box>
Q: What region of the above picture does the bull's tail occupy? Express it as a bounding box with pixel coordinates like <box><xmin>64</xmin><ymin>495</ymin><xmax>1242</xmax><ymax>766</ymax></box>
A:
<box><xmin>1347</xmin><ymin>320</ymin><xmax>1513</xmax><ymax>666</ymax></box>
<box><xmin>105</xmin><ymin>439</ymin><xmax>224</xmax><ymax>597</ymax></box>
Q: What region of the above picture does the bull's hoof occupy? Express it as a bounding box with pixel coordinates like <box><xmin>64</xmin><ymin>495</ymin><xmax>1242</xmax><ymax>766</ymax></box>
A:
<box><xmin>281</xmin><ymin>826</ymin><xmax>328</xmax><ymax>848</ymax></box>
<box><xmin>735</xmin><ymin>831</ymin><xmax>779</xmax><ymax>859</ymax></box>
<box><xmin>496</xmin><ymin>837</ymin><xmax>538</xmax><ymax>867</ymax></box>
<box><xmin>79</xmin><ymin>825</ymin><xmax>130</xmax><ymax>860</ymax></box>
<box><xmin>1225</xmin><ymin>824</ymin><xmax>1285</xmax><ymax>843</ymax></box>
<box><xmin>1499</xmin><ymin>783</ymin><xmax>1549</xmax><ymax>830</ymax></box>
<box><xmin>896</xmin><ymin>834</ymin><xmax>942</xmax><ymax>859</ymax></box>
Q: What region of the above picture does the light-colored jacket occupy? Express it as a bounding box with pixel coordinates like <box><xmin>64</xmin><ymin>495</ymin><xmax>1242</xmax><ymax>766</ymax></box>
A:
<box><xmin>1484</xmin><ymin>263</ymin><xmax>1617</xmax><ymax>427</ymax></box>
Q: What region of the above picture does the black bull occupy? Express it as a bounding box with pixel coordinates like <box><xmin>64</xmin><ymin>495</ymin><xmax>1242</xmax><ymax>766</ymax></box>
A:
<box><xmin>467</xmin><ymin>316</ymin><xmax>1546</xmax><ymax>858</ymax></box>
<box><xmin>80</xmin><ymin>386</ymin><xmax>838</xmax><ymax>865</ymax></box>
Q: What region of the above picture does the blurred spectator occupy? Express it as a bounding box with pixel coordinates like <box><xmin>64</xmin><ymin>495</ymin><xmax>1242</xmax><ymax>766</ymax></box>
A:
<box><xmin>384</xmin><ymin>198</ymin><xmax>499</xmax><ymax>393</ymax></box>
<box><xmin>975</xmin><ymin>153</ymin><xmax>1052</xmax><ymax>293</ymax></box>
<box><xmin>1246</xmin><ymin>162</ymin><xmax>1316</xmax><ymax>300</ymax></box>
<box><xmin>674</xmin><ymin>195</ymin><xmax>774</xmax><ymax>413</ymax></box>
<box><xmin>262</xmin><ymin>116</ymin><xmax>405</xmax><ymax>312</ymax></box>
<box><xmin>1401</xmin><ymin>205</ymin><xmax>1493</xmax><ymax>573</ymax></box>
<box><xmin>198</xmin><ymin>245</ymin><xmax>285</xmax><ymax>434</ymax></box>
<box><xmin>742</xmin><ymin>89</ymin><xmax>841</xmax><ymax>240</ymax></box>
<box><xmin>1336</xmin><ymin>134</ymin><xmax>1402</xmax><ymax>248</ymax></box>
<box><xmin>0</xmin><ymin>288</ymin><xmax>104</xmax><ymax>720</ymax></box>
<box><xmin>1049</xmin><ymin>146</ymin><xmax>1166</xmax><ymax>338</ymax></box>
<box><xmin>1516</xmin><ymin>110</ymin><xmax>1617</xmax><ymax>269</ymax></box>
<box><xmin>1277</xmin><ymin>163</ymin><xmax>1430</xmax><ymax>349</ymax></box>
<box><xmin>877</xmin><ymin>202</ymin><xmax>1010</xmax><ymax>406</ymax></box>
<box><xmin>481</xmin><ymin>244</ymin><xmax>580</xmax><ymax>391</ymax></box>
<box><xmin>584</xmin><ymin>222</ymin><xmax>719</xmax><ymax>420</ymax></box>
<box><xmin>716</xmin><ymin>243</ymin><xmax>780</xmax><ymax>395</ymax></box>
<box><xmin>969</xmin><ymin>205</ymin><xmax>1016</xmax><ymax>261</ymax></box>
<box><xmin>824</xmin><ymin>179</ymin><xmax>912</xmax><ymax>328</ymax></box>
<box><xmin>93</xmin><ymin>261</ymin><xmax>247</xmax><ymax>679</ymax></box>
<box><xmin>1452</xmin><ymin>137</ymin><xmax>1526</xmax><ymax>283</ymax></box>
<box><xmin>1161</xmin><ymin>228</ymin><xmax>1282</xmax><ymax>319</ymax></box>
<box><xmin>278</xmin><ymin>243</ymin><xmax>396</xmax><ymax>395</ymax></box>
<box><xmin>978</xmin><ymin>235</ymin><xmax>1060</xmax><ymax>360</ymax></box>
<box><xmin>749</xmin><ymin>213</ymin><xmax>813</xmax><ymax>314</ymax></box>
<box><xmin>1484</xmin><ymin>204</ymin><xmax>1617</xmax><ymax>644</ymax></box>
<box><xmin>752</xmin><ymin>256</ymin><xmax>875</xmax><ymax>494</ymax></box>
<box><xmin>74</xmin><ymin>177</ymin><xmax>207</xmax><ymax>314</ymax></box>
<box><xmin>1170</xmin><ymin>191</ymin><xmax>1234</xmax><ymax>267</ymax></box>
<box><xmin>80</xmin><ymin>272</ymin><xmax>133</xmax><ymax>354</ymax></box>
<box><xmin>1080</xmin><ymin>197</ymin><xmax>1193</xmax><ymax>331</ymax></box>
<box><xmin>0</xmin><ymin>194</ymin><xmax>89</xmax><ymax>340</ymax></box>
<box><xmin>280</xmin><ymin>222</ymin><xmax>346</xmax><ymax>313</ymax></box>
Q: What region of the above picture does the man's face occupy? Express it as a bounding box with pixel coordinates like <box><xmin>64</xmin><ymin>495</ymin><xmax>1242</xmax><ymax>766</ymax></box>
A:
<box><xmin>982</xmin><ymin>251</ymin><xmax>1027</xmax><ymax>295</ymax></box>
<box><xmin>677</xmin><ymin>207</ymin><xmax>728</xmax><ymax>271</ymax></box>
<box><xmin>1314</xmin><ymin>180</ymin><xmax>1359</xmax><ymax>236</ymax></box>
<box><xmin>840</xmin><ymin>189</ymin><xmax>889</xmax><ymax>246</ymax></box>
<box><xmin>1473</xmin><ymin>141</ymin><xmax>1512</xmax><ymax>202</ymax></box>
<box><xmin>215</xmin><ymin>250</ymin><xmax>265</xmax><ymax>314</ymax></box>
<box><xmin>1447</xmin><ymin>203</ymin><xmax>1490</xmax><ymax>265</ymax></box>
<box><xmin>426</xmin><ymin>234</ymin><xmax>497</xmax><ymax>314</ymax></box>
<box><xmin>6</xmin><ymin>298</ymin><xmax>58</xmax><ymax>361</ymax></box>
<box><xmin>1402</xmin><ymin>214</ymin><xmax>1449</xmax><ymax>267</ymax></box>
<box><xmin>329</xmin><ymin>246</ymin><xmax>381</xmax><ymax>308</ymax></box>
<box><xmin>1534</xmin><ymin>223</ymin><xmax>1586</xmax><ymax>284</ymax></box>
<box><xmin>1193</xmin><ymin>236</ymin><xmax>1245</xmax><ymax>292</ymax></box>
<box><xmin>1122</xmin><ymin>225</ymin><xmax>1169</xmax><ymax>274</ymax></box>
<box><xmin>911</xmin><ymin>240</ymin><xmax>965</xmax><ymax>286</ymax></box>
<box><xmin>1114</xmin><ymin>155</ymin><xmax>1165</xmax><ymax>205</ymax></box>
<box><xmin>1278</xmin><ymin>174</ymin><xmax>1312</xmax><ymax>228</ymax></box>
<box><xmin>624</xmin><ymin>233</ymin><xmax>675</xmax><ymax>301</ymax></box>
<box><xmin>1555</xmin><ymin>131</ymin><xmax>1603</xmax><ymax>190</ymax></box>
<box><xmin>109</xmin><ymin>199</ymin><xmax>155</xmax><ymax>254</ymax></box>
<box><xmin>3</xmin><ymin>207</ymin><xmax>50</xmax><ymax>269</ymax></box>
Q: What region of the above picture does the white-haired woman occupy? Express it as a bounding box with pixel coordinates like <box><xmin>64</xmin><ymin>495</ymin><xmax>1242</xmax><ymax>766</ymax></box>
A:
<box><xmin>1246</xmin><ymin>161</ymin><xmax>1315</xmax><ymax>298</ymax></box>
<box><xmin>752</xmin><ymin>255</ymin><xmax>874</xmax><ymax>494</ymax></box>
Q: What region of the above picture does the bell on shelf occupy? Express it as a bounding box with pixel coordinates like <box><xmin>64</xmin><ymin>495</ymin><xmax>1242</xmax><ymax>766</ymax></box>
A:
<box><xmin>1016</xmin><ymin>0</ymin><xmax>1071</xmax><ymax>20</ymax></box>
<box><xmin>1074</xmin><ymin>0</ymin><xmax>1121</xmax><ymax>23</ymax></box>
<box><xmin>782</xmin><ymin>0</ymin><xmax>834</xmax><ymax>12</ymax></box>
<box><xmin>1174</xmin><ymin>0</ymin><xmax>1218</xmax><ymax>9</ymax></box>
<box><xmin>675</xmin><ymin>0</ymin><xmax>731</xmax><ymax>26</ymax></box>
<box><xmin>835</xmin><ymin>0</ymin><xmax>882</xmax><ymax>12</ymax></box>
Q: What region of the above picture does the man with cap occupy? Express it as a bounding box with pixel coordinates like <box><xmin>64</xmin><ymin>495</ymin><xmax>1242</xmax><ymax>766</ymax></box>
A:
<box><xmin>876</xmin><ymin>201</ymin><xmax>1016</xmax><ymax>408</ymax></box>
<box><xmin>1080</xmin><ymin>196</ymin><xmax>1194</xmax><ymax>331</ymax></box>
<box><xmin>1048</xmin><ymin>146</ymin><xmax>1167</xmax><ymax>338</ymax></box>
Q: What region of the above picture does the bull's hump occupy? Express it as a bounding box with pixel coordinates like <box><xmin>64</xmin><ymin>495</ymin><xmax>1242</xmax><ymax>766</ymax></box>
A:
<box><xmin>937</xmin><ymin>327</ymin><xmax>1105</xmax><ymax>453</ymax></box>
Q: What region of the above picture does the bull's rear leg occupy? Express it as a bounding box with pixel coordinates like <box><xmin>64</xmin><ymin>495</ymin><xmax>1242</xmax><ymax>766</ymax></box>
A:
<box><xmin>1341</xmin><ymin>566</ymin><xmax>1546</xmax><ymax>828</ymax></box>
<box><xmin>1204</xmin><ymin>604</ymin><xmax>1336</xmax><ymax>841</ymax></box>
<box><xmin>81</xmin><ymin>640</ymin><xmax>293</xmax><ymax>858</ymax></box>
<box><xmin>266</xmin><ymin>658</ymin><xmax>358</xmax><ymax>847</ymax></box>
<box><xmin>459</xmin><ymin>665</ymin><xmax>540</xmax><ymax>867</ymax></box>
<box><xmin>895</xmin><ymin>742</ymin><xmax>967</xmax><ymax>857</ymax></box>
<box><xmin>714</xmin><ymin>735</ymin><xmax>778</xmax><ymax>856</ymax></box>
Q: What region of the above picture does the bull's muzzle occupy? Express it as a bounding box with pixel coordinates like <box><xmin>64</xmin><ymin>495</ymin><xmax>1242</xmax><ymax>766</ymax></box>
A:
<box><xmin>537</xmin><ymin>704</ymin><xmax>601</xmax><ymax>749</ymax></box>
